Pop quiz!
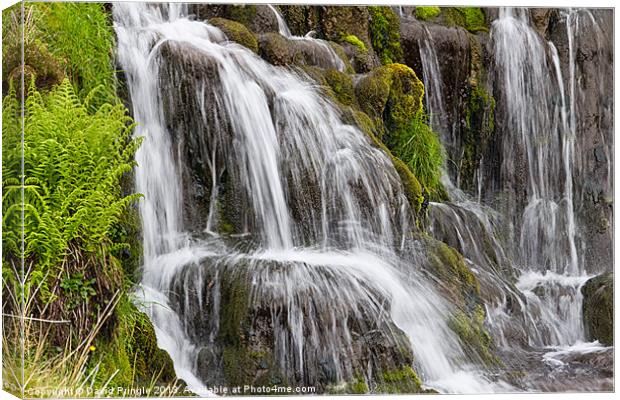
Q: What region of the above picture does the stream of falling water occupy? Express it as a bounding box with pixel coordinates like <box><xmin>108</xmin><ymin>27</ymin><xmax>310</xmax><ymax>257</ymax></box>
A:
<box><xmin>419</xmin><ymin>7</ymin><xmax>610</xmax><ymax>378</ymax></box>
<box><xmin>113</xmin><ymin>2</ymin><xmax>509</xmax><ymax>395</ymax></box>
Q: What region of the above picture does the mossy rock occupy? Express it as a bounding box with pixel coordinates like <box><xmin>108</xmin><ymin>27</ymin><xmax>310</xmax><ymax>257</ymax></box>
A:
<box><xmin>193</xmin><ymin>4</ymin><xmax>278</xmax><ymax>34</ymax></box>
<box><xmin>318</xmin><ymin>6</ymin><xmax>372</xmax><ymax>49</ymax></box>
<box><xmin>209</xmin><ymin>17</ymin><xmax>258</xmax><ymax>53</ymax></box>
<box><xmin>443</xmin><ymin>7</ymin><xmax>488</xmax><ymax>33</ymax></box>
<box><xmin>89</xmin><ymin>296</ymin><xmax>177</xmax><ymax>390</ymax></box>
<box><xmin>415</xmin><ymin>6</ymin><xmax>441</xmax><ymax>21</ymax></box>
<box><xmin>323</xmin><ymin>68</ymin><xmax>356</xmax><ymax>107</ymax></box>
<box><xmin>426</xmin><ymin>239</ymin><xmax>480</xmax><ymax>307</ymax></box>
<box><xmin>448</xmin><ymin>305</ymin><xmax>499</xmax><ymax>366</ymax></box>
<box><xmin>356</xmin><ymin>63</ymin><xmax>425</xmax><ymax>133</ymax></box>
<box><xmin>376</xmin><ymin>366</ymin><xmax>423</xmax><ymax>393</ymax></box>
<box><xmin>582</xmin><ymin>273</ymin><xmax>613</xmax><ymax>345</ymax></box>
<box><xmin>341</xmin><ymin>34</ymin><xmax>367</xmax><ymax>52</ymax></box>
<box><xmin>368</xmin><ymin>6</ymin><xmax>402</xmax><ymax>65</ymax></box>
<box><xmin>460</xmin><ymin>85</ymin><xmax>495</xmax><ymax>190</ymax></box>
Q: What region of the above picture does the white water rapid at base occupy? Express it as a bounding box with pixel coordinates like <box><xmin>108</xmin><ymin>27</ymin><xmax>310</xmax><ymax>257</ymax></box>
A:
<box><xmin>113</xmin><ymin>3</ymin><xmax>508</xmax><ymax>395</ymax></box>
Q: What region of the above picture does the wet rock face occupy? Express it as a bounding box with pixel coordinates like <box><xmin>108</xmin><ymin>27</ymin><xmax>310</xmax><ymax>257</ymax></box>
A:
<box><xmin>581</xmin><ymin>273</ymin><xmax>613</xmax><ymax>345</ymax></box>
<box><xmin>168</xmin><ymin>256</ymin><xmax>417</xmax><ymax>393</ymax></box>
<box><xmin>548</xmin><ymin>9</ymin><xmax>613</xmax><ymax>273</ymax></box>
<box><xmin>193</xmin><ymin>4</ymin><xmax>279</xmax><ymax>33</ymax></box>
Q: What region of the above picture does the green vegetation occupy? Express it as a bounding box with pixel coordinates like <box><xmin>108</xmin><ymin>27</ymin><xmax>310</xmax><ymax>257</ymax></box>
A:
<box><xmin>209</xmin><ymin>17</ymin><xmax>259</xmax><ymax>53</ymax></box>
<box><xmin>377</xmin><ymin>366</ymin><xmax>423</xmax><ymax>393</ymax></box>
<box><xmin>2</xmin><ymin>3</ymin><xmax>179</xmax><ymax>396</ymax></box>
<box><xmin>389</xmin><ymin>114</ymin><xmax>445</xmax><ymax>196</ymax></box>
<box><xmin>323</xmin><ymin>68</ymin><xmax>356</xmax><ymax>107</ymax></box>
<box><xmin>355</xmin><ymin>63</ymin><xmax>445</xmax><ymax>198</ymax></box>
<box><xmin>368</xmin><ymin>6</ymin><xmax>402</xmax><ymax>64</ymax></box>
<box><xmin>90</xmin><ymin>297</ymin><xmax>177</xmax><ymax>390</ymax></box>
<box><xmin>449</xmin><ymin>306</ymin><xmax>499</xmax><ymax>366</ymax></box>
<box><xmin>415</xmin><ymin>6</ymin><xmax>441</xmax><ymax>21</ymax></box>
<box><xmin>445</xmin><ymin>7</ymin><xmax>488</xmax><ymax>33</ymax></box>
<box><xmin>341</xmin><ymin>34</ymin><xmax>367</xmax><ymax>52</ymax></box>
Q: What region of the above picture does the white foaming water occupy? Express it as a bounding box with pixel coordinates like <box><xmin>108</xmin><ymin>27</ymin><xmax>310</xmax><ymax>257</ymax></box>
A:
<box><xmin>113</xmin><ymin>2</ymin><xmax>501</xmax><ymax>394</ymax></box>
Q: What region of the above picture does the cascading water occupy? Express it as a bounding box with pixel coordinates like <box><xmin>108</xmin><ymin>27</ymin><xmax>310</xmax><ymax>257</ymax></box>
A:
<box><xmin>113</xmin><ymin>2</ymin><xmax>507</xmax><ymax>395</ymax></box>
<box><xmin>415</xmin><ymin>6</ymin><xmax>611</xmax><ymax>381</ymax></box>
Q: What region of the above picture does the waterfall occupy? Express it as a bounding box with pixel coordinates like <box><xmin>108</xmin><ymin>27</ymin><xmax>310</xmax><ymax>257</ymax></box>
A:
<box><xmin>113</xmin><ymin>3</ymin><xmax>504</xmax><ymax>394</ymax></box>
<box><xmin>414</xmin><ymin>7</ymin><xmax>603</xmax><ymax>354</ymax></box>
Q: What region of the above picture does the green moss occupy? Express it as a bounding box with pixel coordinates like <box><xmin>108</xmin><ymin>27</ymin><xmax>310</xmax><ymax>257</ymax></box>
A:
<box><xmin>582</xmin><ymin>273</ymin><xmax>613</xmax><ymax>345</ymax></box>
<box><xmin>323</xmin><ymin>68</ymin><xmax>356</xmax><ymax>107</ymax></box>
<box><xmin>415</xmin><ymin>6</ymin><xmax>441</xmax><ymax>21</ymax></box>
<box><xmin>209</xmin><ymin>17</ymin><xmax>258</xmax><ymax>53</ymax></box>
<box><xmin>351</xmin><ymin>113</ymin><xmax>423</xmax><ymax>214</ymax></box>
<box><xmin>427</xmin><ymin>240</ymin><xmax>480</xmax><ymax>307</ymax></box>
<box><xmin>444</xmin><ymin>7</ymin><xmax>488</xmax><ymax>33</ymax></box>
<box><xmin>368</xmin><ymin>6</ymin><xmax>402</xmax><ymax>64</ymax></box>
<box><xmin>448</xmin><ymin>305</ymin><xmax>499</xmax><ymax>366</ymax></box>
<box><xmin>341</xmin><ymin>34</ymin><xmax>367</xmax><ymax>52</ymax></box>
<box><xmin>225</xmin><ymin>5</ymin><xmax>257</xmax><ymax>27</ymax></box>
<box><xmin>89</xmin><ymin>296</ymin><xmax>177</xmax><ymax>390</ymax></box>
<box><xmin>377</xmin><ymin>366</ymin><xmax>423</xmax><ymax>393</ymax></box>
<box><xmin>348</xmin><ymin>376</ymin><xmax>369</xmax><ymax>394</ymax></box>
<box><xmin>356</xmin><ymin>63</ymin><xmax>424</xmax><ymax>133</ymax></box>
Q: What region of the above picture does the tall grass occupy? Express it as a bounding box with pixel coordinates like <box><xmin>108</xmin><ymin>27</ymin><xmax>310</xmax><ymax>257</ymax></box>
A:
<box><xmin>389</xmin><ymin>113</ymin><xmax>445</xmax><ymax>196</ymax></box>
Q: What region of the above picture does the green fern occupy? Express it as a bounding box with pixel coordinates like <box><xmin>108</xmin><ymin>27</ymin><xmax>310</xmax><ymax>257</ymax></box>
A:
<box><xmin>2</xmin><ymin>80</ymin><xmax>142</xmax><ymax>297</ymax></box>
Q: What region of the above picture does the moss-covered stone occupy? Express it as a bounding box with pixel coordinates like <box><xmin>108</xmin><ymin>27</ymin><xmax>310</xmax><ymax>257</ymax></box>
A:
<box><xmin>448</xmin><ymin>305</ymin><xmax>499</xmax><ymax>366</ymax></box>
<box><xmin>376</xmin><ymin>366</ymin><xmax>423</xmax><ymax>393</ymax></box>
<box><xmin>323</xmin><ymin>68</ymin><xmax>356</xmax><ymax>107</ymax></box>
<box><xmin>582</xmin><ymin>272</ymin><xmax>613</xmax><ymax>345</ymax></box>
<box><xmin>89</xmin><ymin>296</ymin><xmax>177</xmax><ymax>390</ymax></box>
<box><xmin>317</xmin><ymin>6</ymin><xmax>372</xmax><ymax>50</ymax></box>
<box><xmin>427</xmin><ymin>239</ymin><xmax>479</xmax><ymax>307</ymax></box>
<box><xmin>346</xmin><ymin>111</ymin><xmax>423</xmax><ymax>213</ymax></box>
<box><xmin>444</xmin><ymin>7</ymin><xmax>488</xmax><ymax>33</ymax></box>
<box><xmin>415</xmin><ymin>6</ymin><xmax>441</xmax><ymax>21</ymax></box>
<box><xmin>341</xmin><ymin>34</ymin><xmax>367</xmax><ymax>52</ymax></box>
<box><xmin>368</xmin><ymin>6</ymin><xmax>402</xmax><ymax>65</ymax></box>
<box><xmin>209</xmin><ymin>17</ymin><xmax>258</xmax><ymax>53</ymax></box>
<box><xmin>356</xmin><ymin>63</ymin><xmax>425</xmax><ymax>134</ymax></box>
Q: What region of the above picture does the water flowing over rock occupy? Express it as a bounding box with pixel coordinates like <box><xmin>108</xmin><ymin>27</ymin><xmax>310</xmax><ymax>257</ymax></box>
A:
<box><xmin>113</xmin><ymin>3</ymin><xmax>613</xmax><ymax>394</ymax></box>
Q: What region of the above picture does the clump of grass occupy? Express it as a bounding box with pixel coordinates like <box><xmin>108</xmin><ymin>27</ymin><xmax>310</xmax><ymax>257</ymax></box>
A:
<box><xmin>389</xmin><ymin>112</ymin><xmax>445</xmax><ymax>195</ymax></box>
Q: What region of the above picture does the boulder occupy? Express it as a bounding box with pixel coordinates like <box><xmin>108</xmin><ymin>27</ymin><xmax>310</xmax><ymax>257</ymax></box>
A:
<box><xmin>582</xmin><ymin>273</ymin><xmax>613</xmax><ymax>345</ymax></box>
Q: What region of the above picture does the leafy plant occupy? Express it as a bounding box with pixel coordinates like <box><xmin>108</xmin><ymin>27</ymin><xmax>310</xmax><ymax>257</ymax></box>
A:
<box><xmin>2</xmin><ymin>79</ymin><xmax>141</xmax><ymax>301</ymax></box>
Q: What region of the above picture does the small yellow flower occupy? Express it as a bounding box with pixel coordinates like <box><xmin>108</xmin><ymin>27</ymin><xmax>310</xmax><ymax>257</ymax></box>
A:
<box><xmin>89</xmin><ymin>345</ymin><xmax>96</xmax><ymax>352</ymax></box>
